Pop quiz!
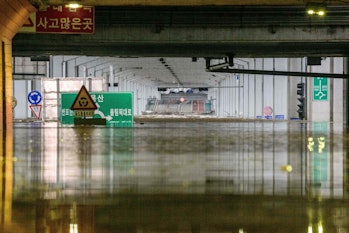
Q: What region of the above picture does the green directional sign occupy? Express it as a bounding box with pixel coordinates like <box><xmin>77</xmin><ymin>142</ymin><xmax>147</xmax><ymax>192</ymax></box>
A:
<box><xmin>313</xmin><ymin>77</ymin><xmax>328</xmax><ymax>101</ymax></box>
<box><xmin>61</xmin><ymin>92</ymin><xmax>133</xmax><ymax>127</ymax></box>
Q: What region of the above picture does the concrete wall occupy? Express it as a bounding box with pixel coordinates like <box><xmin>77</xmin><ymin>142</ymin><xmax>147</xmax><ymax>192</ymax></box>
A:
<box><xmin>307</xmin><ymin>57</ymin><xmax>345</xmax><ymax>122</ymax></box>
<box><xmin>13</xmin><ymin>57</ymin><xmax>47</xmax><ymax>119</ymax></box>
<box><xmin>13</xmin><ymin>56</ymin><xmax>160</xmax><ymax>118</ymax></box>
<box><xmin>12</xmin><ymin>56</ymin><xmax>346</xmax><ymax>121</ymax></box>
<box><xmin>211</xmin><ymin>57</ymin><xmax>345</xmax><ymax>121</ymax></box>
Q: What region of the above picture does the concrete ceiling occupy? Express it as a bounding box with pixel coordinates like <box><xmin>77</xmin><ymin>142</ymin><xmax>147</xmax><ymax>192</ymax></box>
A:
<box><xmin>20</xmin><ymin>1</ymin><xmax>349</xmax><ymax>88</ymax></box>
<box><xmin>59</xmin><ymin>56</ymin><xmax>231</xmax><ymax>88</ymax></box>
<box><xmin>32</xmin><ymin>0</ymin><xmax>349</xmax><ymax>7</ymax></box>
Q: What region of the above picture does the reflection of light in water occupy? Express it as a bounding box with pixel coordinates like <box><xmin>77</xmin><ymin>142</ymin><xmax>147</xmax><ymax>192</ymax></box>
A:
<box><xmin>318</xmin><ymin>222</ymin><xmax>323</xmax><ymax>233</ymax></box>
<box><xmin>318</xmin><ymin>137</ymin><xmax>325</xmax><ymax>153</ymax></box>
<box><xmin>307</xmin><ymin>136</ymin><xmax>326</xmax><ymax>153</ymax></box>
<box><xmin>69</xmin><ymin>224</ymin><xmax>78</xmax><ymax>233</ymax></box>
<box><xmin>308</xmin><ymin>137</ymin><xmax>314</xmax><ymax>152</ymax></box>
<box><xmin>308</xmin><ymin>223</ymin><xmax>323</xmax><ymax>233</ymax></box>
<box><xmin>70</xmin><ymin>202</ymin><xmax>78</xmax><ymax>233</ymax></box>
<box><xmin>281</xmin><ymin>165</ymin><xmax>292</xmax><ymax>172</ymax></box>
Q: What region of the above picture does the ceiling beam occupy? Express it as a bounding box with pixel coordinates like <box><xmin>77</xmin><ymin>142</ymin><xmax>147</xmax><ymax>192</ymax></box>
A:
<box><xmin>210</xmin><ymin>68</ymin><xmax>349</xmax><ymax>79</ymax></box>
<box><xmin>39</xmin><ymin>0</ymin><xmax>349</xmax><ymax>6</ymax></box>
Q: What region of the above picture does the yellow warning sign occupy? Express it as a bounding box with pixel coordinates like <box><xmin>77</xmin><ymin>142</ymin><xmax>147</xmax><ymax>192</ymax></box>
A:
<box><xmin>70</xmin><ymin>85</ymin><xmax>97</xmax><ymax>110</ymax></box>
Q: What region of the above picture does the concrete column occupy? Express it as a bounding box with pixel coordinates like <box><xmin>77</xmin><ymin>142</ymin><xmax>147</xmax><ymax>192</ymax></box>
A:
<box><xmin>332</xmin><ymin>57</ymin><xmax>344</xmax><ymax>123</ymax></box>
<box><xmin>0</xmin><ymin>0</ymin><xmax>34</xmax><ymax>130</ymax></box>
<box><xmin>343</xmin><ymin>57</ymin><xmax>349</xmax><ymax>126</ymax></box>
<box><xmin>0</xmin><ymin>1</ymin><xmax>35</xmax><ymax>231</ymax></box>
<box><xmin>255</xmin><ymin>59</ymin><xmax>263</xmax><ymax>117</ymax></box>
<box><xmin>0</xmin><ymin>39</ymin><xmax>13</xmax><ymax>229</ymax></box>
<box><xmin>288</xmin><ymin>58</ymin><xmax>304</xmax><ymax>119</ymax></box>
<box><xmin>308</xmin><ymin>58</ymin><xmax>331</xmax><ymax>122</ymax></box>
<box><xmin>263</xmin><ymin>58</ymin><xmax>274</xmax><ymax>118</ymax></box>
<box><xmin>109</xmin><ymin>65</ymin><xmax>114</xmax><ymax>92</ymax></box>
<box><xmin>0</xmin><ymin>41</ymin><xmax>13</xmax><ymax>132</ymax></box>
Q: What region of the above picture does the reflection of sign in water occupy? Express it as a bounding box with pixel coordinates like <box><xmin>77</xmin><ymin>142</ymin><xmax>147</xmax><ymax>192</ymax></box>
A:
<box><xmin>313</xmin><ymin>77</ymin><xmax>328</xmax><ymax>101</ymax></box>
<box><xmin>311</xmin><ymin>122</ymin><xmax>329</xmax><ymax>183</ymax></box>
<box><xmin>307</xmin><ymin>137</ymin><xmax>326</xmax><ymax>153</ymax></box>
<box><xmin>62</xmin><ymin>92</ymin><xmax>133</xmax><ymax>127</ymax></box>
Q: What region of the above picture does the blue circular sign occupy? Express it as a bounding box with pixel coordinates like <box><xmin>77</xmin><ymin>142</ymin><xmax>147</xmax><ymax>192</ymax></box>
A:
<box><xmin>28</xmin><ymin>90</ymin><xmax>42</xmax><ymax>105</ymax></box>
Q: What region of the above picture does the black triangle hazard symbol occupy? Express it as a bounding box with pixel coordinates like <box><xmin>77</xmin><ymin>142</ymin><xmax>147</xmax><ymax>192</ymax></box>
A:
<box><xmin>71</xmin><ymin>85</ymin><xmax>97</xmax><ymax>110</ymax></box>
<box><xmin>23</xmin><ymin>16</ymin><xmax>34</xmax><ymax>27</ymax></box>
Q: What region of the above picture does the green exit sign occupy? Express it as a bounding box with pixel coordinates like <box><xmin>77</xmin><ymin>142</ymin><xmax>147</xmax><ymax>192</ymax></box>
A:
<box><xmin>61</xmin><ymin>92</ymin><xmax>133</xmax><ymax>127</ymax></box>
<box><xmin>313</xmin><ymin>77</ymin><xmax>328</xmax><ymax>101</ymax></box>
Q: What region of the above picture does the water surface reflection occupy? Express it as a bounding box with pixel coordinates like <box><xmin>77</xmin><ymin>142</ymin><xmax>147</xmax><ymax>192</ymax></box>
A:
<box><xmin>1</xmin><ymin>121</ymin><xmax>348</xmax><ymax>232</ymax></box>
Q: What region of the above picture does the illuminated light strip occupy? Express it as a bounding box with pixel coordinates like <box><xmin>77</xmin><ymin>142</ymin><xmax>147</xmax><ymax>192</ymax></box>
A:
<box><xmin>67</xmin><ymin>3</ymin><xmax>82</xmax><ymax>9</ymax></box>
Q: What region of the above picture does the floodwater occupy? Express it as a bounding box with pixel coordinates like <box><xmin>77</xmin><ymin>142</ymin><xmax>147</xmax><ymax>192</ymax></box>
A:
<box><xmin>1</xmin><ymin>120</ymin><xmax>348</xmax><ymax>233</ymax></box>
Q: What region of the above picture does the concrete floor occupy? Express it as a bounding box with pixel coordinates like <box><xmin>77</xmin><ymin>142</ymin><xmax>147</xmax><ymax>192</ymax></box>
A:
<box><xmin>1</xmin><ymin>120</ymin><xmax>348</xmax><ymax>233</ymax></box>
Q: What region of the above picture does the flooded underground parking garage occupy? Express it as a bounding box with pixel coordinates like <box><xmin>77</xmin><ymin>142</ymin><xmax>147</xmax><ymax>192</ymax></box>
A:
<box><xmin>1</xmin><ymin>120</ymin><xmax>348</xmax><ymax>233</ymax></box>
<box><xmin>4</xmin><ymin>0</ymin><xmax>349</xmax><ymax>231</ymax></box>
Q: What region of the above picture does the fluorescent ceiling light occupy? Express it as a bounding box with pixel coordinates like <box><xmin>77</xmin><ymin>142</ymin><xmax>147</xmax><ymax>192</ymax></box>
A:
<box><xmin>307</xmin><ymin>9</ymin><xmax>315</xmax><ymax>15</ymax></box>
<box><xmin>306</xmin><ymin>3</ymin><xmax>326</xmax><ymax>16</ymax></box>
<box><xmin>317</xmin><ymin>10</ymin><xmax>325</xmax><ymax>16</ymax></box>
<box><xmin>67</xmin><ymin>3</ymin><xmax>81</xmax><ymax>8</ymax></box>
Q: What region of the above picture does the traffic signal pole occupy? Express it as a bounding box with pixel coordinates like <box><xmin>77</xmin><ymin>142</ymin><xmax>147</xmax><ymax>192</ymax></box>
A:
<box><xmin>297</xmin><ymin>82</ymin><xmax>306</xmax><ymax>120</ymax></box>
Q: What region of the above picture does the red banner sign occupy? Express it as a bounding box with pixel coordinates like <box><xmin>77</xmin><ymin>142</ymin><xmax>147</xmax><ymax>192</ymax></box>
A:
<box><xmin>36</xmin><ymin>6</ymin><xmax>95</xmax><ymax>34</ymax></box>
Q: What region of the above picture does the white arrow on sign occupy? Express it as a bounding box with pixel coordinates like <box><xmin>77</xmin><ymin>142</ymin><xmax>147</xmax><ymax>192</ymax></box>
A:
<box><xmin>315</xmin><ymin>79</ymin><xmax>326</xmax><ymax>99</ymax></box>
<box><xmin>94</xmin><ymin>103</ymin><xmax>112</xmax><ymax>121</ymax></box>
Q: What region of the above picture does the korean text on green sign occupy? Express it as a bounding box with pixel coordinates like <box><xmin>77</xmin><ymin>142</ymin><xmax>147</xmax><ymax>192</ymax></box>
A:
<box><xmin>61</xmin><ymin>92</ymin><xmax>133</xmax><ymax>127</ymax></box>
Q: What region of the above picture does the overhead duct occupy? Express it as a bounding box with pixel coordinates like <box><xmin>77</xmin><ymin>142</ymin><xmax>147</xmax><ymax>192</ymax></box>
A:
<box><xmin>205</xmin><ymin>56</ymin><xmax>233</xmax><ymax>71</ymax></box>
<box><xmin>307</xmin><ymin>57</ymin><xmax>322</xmax><ymax>66</ymax></box>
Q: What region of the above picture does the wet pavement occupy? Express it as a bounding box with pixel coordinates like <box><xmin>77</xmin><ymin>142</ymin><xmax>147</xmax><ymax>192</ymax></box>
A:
<box><xmin>1</xmin><ymin>120</ymin><xmax>348</xmax><ymax>233</ymax></box>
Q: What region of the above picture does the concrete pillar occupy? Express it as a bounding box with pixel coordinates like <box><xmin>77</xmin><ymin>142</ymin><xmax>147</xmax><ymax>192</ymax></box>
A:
<box><xmin>1</xmin><ymin>0</ymin><xmax>35</xmax><ymax>130</ymax></box>
<box><xmin>255</xmin><ymin>59</ymin><xmax>263</xmax><ymax>117</ymax></box>
<box><xmin>0</xmin><ymin>41</ymin><xmax>13</xmax><ymax>132</ymax></box>
<box><xmin>1</xmin><ymin>0</ymin><xmax>35</xmax><ymax>146</ymax></box>
<box><xmin>0</xmin><ymin>1</ymin><xmax>35</xmax><ymax>231</ymax></box>
<box><xmin>0</xmin><ymin>42</ymin><xmax>14</xmax><ymax>229</ymax></box>
<box><xmin>346</xmin><ymin>57</ymin><xmax>349</xmax><ymax>127</ymax></box>
<box><xmin>308</xmin><ymin>59</ymin><xmax>329</xmax><ymax>121</ymax></box>
<box><xmin>332</xmin><ymin>57</ymin><xmax>345</xmax><ymax>124</ymax></box>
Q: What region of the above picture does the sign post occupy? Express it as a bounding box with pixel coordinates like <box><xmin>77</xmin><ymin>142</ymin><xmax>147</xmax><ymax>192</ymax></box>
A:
<box><xmin>28</xmin><ymin>90</ymin><xmax>43</xmax><ymax>120</ymax></box>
